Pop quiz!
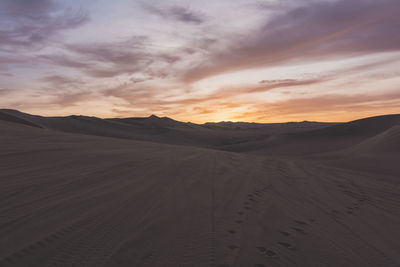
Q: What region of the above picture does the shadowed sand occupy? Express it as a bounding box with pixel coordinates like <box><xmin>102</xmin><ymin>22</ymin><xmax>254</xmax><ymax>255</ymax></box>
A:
<box><xmin>0</xmin><ymin>110</ymin><xmax>399</xmax><ymax>266</ymax></box>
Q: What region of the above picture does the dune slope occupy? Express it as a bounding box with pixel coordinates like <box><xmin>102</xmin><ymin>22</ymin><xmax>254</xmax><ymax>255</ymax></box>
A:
<box><xmin>223</xmin><ymin>114</ymin><xmax>400</xmax><ymax>156</ymax></box>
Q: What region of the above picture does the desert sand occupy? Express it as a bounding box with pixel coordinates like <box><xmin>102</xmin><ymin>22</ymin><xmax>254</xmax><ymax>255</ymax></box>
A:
<box><xmin>0</xmin><ymin>109</ymin><xmax>399</xmax><ymax>266</ymax></box>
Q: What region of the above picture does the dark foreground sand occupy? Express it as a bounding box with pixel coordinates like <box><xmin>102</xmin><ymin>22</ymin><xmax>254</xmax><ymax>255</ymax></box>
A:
<box><xmin>0</xmin><ymin>112</ymin><xmax>399</xmax><ymax>266</ymax></box>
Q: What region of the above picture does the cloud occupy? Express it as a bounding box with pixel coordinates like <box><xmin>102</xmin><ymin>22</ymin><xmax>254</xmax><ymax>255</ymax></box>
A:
<box><xmin>175</xmin><ymin>78</ymin><xmax>324</xmax><ymax>103</ymax></box>
<box><xmin>0</xmin><ymin>72</ymin><xmax>14</xmax><ymax>77</ymax></box>
<box><xmin>232</xmin><ymin>91</ymin><xmax>400</xmax><ymax>122</ymax></box>
<box><xmin>39</xmin><ymin>37</ymin><xmax>183</xmax><ymax>78</ymax></box>
<box><xmin>39</xmin><ymin>41</ymin><xmax>147</xmax><ymax>78</ymax></box>
<box><xmin>101</xmin><ymin>64</ymin><xmax>400</xmax><ymax>122</ymax></box>
<box><xmin>40</xmin><ymin>74</ymin><xmax>82</xmax><ymax>88</ymax></box>
<box><xmin>49</xmin><ymin>90</ymin><xmax>93</xmax><ymax>107</ymax></box>
<box><xmin>250</xmin><ymin>78</ymin><xmax>324</xmax><ymax>93</ymax></box>
<box><xmin>0</xmin><ymin>88</ymin><xmax>13</xmax><ymax>96</ymax></box>
<box><xmin>183</xmin><ymin>0</ymin><xmax>400</xmax><ymax>82</ymax></box>
<box><xmin>192</xmin><ymin>106</ymin><xmax>214</xmax><ymax>114</ymax></box>
<box><xmin>101</xmin><ymin>77</ymin><xmax>323</xmax><ymax>114</ymax></box>
<box><xmin>0</xmin><ymin>0</ymin><xmax>89</xmax><ymax>51</ymax></box>
<box><xmin>39</xmin><ymin>54</ymin><xmax>92</xmax><ymax>69</ymax></box>
<box><xmin>0</xmin><ymin>0</ymin><xmax>56</xmax><ymax>16</ymax></box>
<box><xmin>35</xmin><ymin>74</ymin><xmax>93</xmax><ymax>107</ymax></box>
<box><xmin>0</xmin><ymin>56</ymin><xmax>26</xmax><ymax>65</ymax></box>
<box><xmin>111</xmin><ymin>108</ymin><xmax>135</xmax><ymax>116</ymax></box>
<box><xmin>142</xmin><ymin>4</ymin><xmax>205</xmax><ymax>24</ymax></box>
<box><xmin>268</xmin><ymin>92</ymin><xmax>400</xmax><ymax>115</ymax></box>
<box><xmin>65</xmin><ymin>37</ymin><xmax>149</xmax><ymax>65</ymax></box>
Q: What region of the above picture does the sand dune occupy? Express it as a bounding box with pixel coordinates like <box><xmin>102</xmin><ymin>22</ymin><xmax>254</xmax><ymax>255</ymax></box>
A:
<box><xmin>317</xmin><ymin>125</ymin><xmax>400</xmax><ymax>177</ymax></box>
<box><xmin>0</xmin><ymin>111</ymin><xmax>42</xmax><ymax>129</ymax></box>
<box><xmin>348</xmin><ymin>125</ymin><xmax>400</xmax><ymax>154</ymax></box>
<box><xmin>0</xmin><ymin>112</ymin><xmax>399</xmax><ymax>266</ymax></box>
<box><xmin>223</xmin><ymin>114</ymin><xmax>400</xmax><ymax>156</ymax></box>
<box><xmin>0</xmin><ymin>109</ymin><xmax>332</xmax><ymax>149</ymax></box>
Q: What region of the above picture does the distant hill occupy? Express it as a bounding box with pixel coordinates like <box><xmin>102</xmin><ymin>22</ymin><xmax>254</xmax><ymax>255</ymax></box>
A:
<box><xmin>0</xmin><ymin>109</ymin><xmax>332</xmax><ymax>149</ymax></box>
<box><xmin>1</xmin><ymin>109</ymin><xmax>399</xmax><ymax>156</ymax></box>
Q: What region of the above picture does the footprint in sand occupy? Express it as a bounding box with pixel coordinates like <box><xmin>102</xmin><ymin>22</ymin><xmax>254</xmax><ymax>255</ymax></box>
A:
<box><xmin>228</xmin><ymin>244</ymin><xmax>239</xmax><ymax>250</ymax></box>
<box><xmin>256</xmin><ymin>247</ymin><xmax>277</xmax><ymax>257</ymax></box>
<box><xmin>278</xmin><ymin>242</ymin><xmax>295</xmax><ymax>250</ymax></box>
<box><xmin>265</xmin><ymin>250</ymin><xmax>277</xmax><ymax>257</ymax></box>
<box><xmin>294</xmin><ymin>220</ymin><xmax>307</xmax><ymax>225</ymax></box>
<box><xmin>256</xmin><ymin>246</ymin><xmax>267</xmax><ymax>253</ymax></box>
<box><xmin>347</xmin><ymin>207</ymin><xmax>353</xmax><ymax>214</ymax></box>
<box><xmin>292</xmin><ymin>227</ymin><xmax>306</xmax><ymax>234</ymax></box>
<box><xmin>279</xmin><ymin>231</ymin><xmax>290</xmax><ymax>236</ymax></box>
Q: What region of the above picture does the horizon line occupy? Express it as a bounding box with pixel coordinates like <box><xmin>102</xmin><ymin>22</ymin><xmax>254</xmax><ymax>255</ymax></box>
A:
<box><xmin>2</xmin><ymin>108</ymin><xmax>400</xmax><ymax>125</ymax></box>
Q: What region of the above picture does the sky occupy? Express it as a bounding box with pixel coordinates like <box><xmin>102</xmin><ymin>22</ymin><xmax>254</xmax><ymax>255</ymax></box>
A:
<box><xmin>0</xmin><ymin>0</ymin><xmax>399</xmax><ymax>123</ymax></box>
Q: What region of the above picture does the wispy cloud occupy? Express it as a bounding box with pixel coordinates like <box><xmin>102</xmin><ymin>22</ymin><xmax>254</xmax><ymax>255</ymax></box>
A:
<box><xmin>39</xmin><ymin>54</ymin><xmax>92</xmax><ymax>69</ymax></box>
<box><xmin>232</xmin><ymin>91</ymin><xmax>400</xmax><ymax>122</ymax></box>
<box><xmin>100</xmin><ymin>77</ymin><xmax>324</xmax><ymax>115</ymax></box>
<box><xmin>0</xmin><ymin>73</ymin><xmax>14</xmax><ymax>77</ymax></box>
<box><xmin>52</xmin><ymin>90</ymin><xmax>93</xmax><ymax>107</ymax></box>
<box><xmin>38</xmin><ymin>36</ymin><xmax>184</xmax><ymax>78</ymax></box>
<box><xmin>0</xmin><ymin>88</ymin><xmax>13</xmax><ymax>96</ymax></box>
<box><xmin>40</xmin><ymin>74</ymin><xmax>82</xmax><ymax>88</ymax></box>
<box><xmin>0</xmin><ymin>0</ymin><xmax>89</xmax><ymax>51</ymax></box>
<box><xmin>183</xmin><ymin>0</ymin><xmax>400</xmax><ymax>82</ymax></box>
<box><xmin>142</xmin><ymin>3</ymin><xmax>206</xmax><ymax>24</ymax></box>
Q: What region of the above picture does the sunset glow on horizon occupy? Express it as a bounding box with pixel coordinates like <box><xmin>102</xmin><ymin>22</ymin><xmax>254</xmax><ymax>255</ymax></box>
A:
<box><xmin>1</xmin><ymin>0</ymin><xmax>400</xmax><ymax>123</ymax></box>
